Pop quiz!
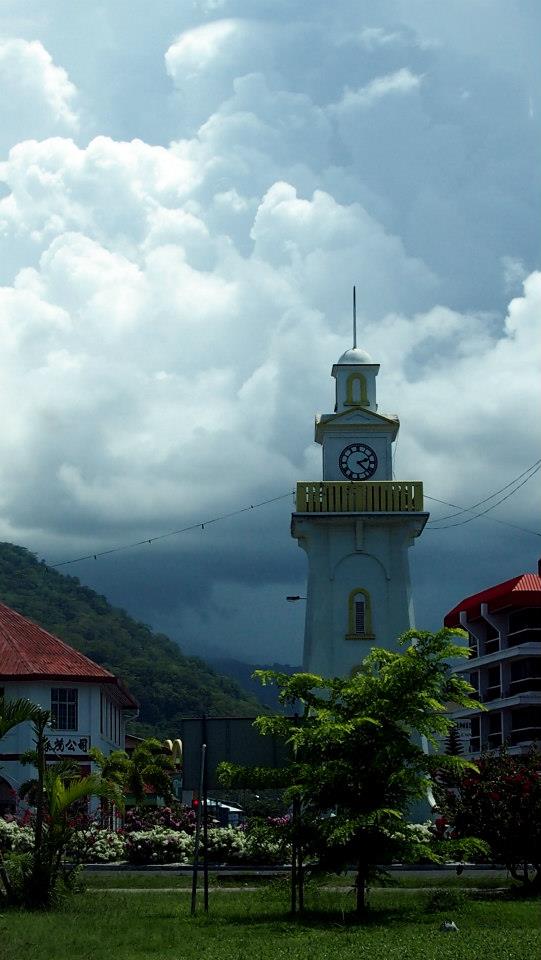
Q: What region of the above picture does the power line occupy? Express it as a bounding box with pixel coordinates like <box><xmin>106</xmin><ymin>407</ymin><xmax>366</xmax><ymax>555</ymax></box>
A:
<box><xmin>48</xmin><ymin>490</ymin><xmax>295</xmax><ymax>568</ymax></box>
<box><xmin>425</xmin><ymin>461</ymin><xmax>541</xmax><ymax>533</ymax></box>
<box><xmin>426</xmin><ymin>458</ymin><xmax>541</xmax><ymax>524</ymax></box>
<box><xmin>45</xmin><ymin>459</ymin><xmax>541</xmax><ymax>569</ymax></box>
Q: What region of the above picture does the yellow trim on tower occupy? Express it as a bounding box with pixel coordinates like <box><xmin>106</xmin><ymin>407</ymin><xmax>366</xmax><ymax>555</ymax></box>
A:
<box><xmin>346</xmin><ymin>587</ymin><xmax>375</xmax><ymax>640</ymax></box>
<box><xmin>344</xmin><ymin>372</ymin><xmax>369</xmax><ymax>407</ymax></box>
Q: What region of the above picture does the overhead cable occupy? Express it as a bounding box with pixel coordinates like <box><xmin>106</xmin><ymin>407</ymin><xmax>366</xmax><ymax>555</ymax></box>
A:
<box><xmin>426</xmin><ymin>458</ymin><xmax>541</xmax><ymax>524</ymax></box>
<box><xmin>49</xmin><ymin>490</ymin><xmax>295</xmax><ymax>568</ymax></box>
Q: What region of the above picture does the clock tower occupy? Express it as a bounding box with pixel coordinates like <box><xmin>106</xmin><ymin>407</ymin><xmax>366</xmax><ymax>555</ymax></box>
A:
<box><xmin>291</xmin><ymin>342</ymin><xmax>429</xmax><ymax>678</ymax></box>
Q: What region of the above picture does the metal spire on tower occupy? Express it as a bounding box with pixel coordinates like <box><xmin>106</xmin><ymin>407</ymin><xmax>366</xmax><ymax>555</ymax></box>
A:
<box><xmin>353</xmin><ymin>285</ymin><xmax>357</xmax><ymax>349</ymax></box>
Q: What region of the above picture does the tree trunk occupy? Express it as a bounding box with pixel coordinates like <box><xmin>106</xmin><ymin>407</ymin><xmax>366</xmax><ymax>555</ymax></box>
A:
<box><xmin>30</xmin><ymin>717</ymin><xmax>49</xmax><ymax>907</ymax></box>
<box><xmin>355</xmin><ymin>860</ymin><xmax>368</xmax><ymax>916</ymax></box>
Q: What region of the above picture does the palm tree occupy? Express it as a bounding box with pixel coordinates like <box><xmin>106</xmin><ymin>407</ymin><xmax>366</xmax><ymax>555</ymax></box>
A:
<box><xmin>26</xmin><ymin>767</ymin><xmax>123</xmax><ymax>907</ymax></box>
<box><xmin>91</xmin><ymin>738</ymin><xmax>175</xmax><ymax>808</ymax></box>
<box><xmin>1</xmin><ymin>696</ymin><xmax>123</xmax><ymax>906</ymax></box>
<box><xmin>0</xmin><ymin>696</ymin><xmax>42</xmax><ymax>740</ymax></box>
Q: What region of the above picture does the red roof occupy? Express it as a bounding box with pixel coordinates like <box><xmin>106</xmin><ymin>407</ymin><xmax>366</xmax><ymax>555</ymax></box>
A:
<box><xmin>444</xmin><ymin>572</ymin><xmax>541</xmax><ymax>627</ymax></box>
<box><xmin>0</xmin><ymin>602</ymin><xmax>137</xmax><ymax>708</ymax></box>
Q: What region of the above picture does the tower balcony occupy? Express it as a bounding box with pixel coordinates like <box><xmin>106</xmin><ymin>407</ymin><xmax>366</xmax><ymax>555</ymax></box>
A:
<box><xmin>295</xmin><ymin>480</ymin><xmax>424</xmax><ymax>514</ymax></box>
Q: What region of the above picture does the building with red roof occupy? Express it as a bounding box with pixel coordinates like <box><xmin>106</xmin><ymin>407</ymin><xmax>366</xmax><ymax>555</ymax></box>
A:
<box><xmin>0</xmin><ymin>602</ymin><xmax>138</xmax><ymax>815</ymax></box>
<box><xmin>444</xmin><ymin>563</ymin><xmax>541</xmax><ymax>755</ymax></box>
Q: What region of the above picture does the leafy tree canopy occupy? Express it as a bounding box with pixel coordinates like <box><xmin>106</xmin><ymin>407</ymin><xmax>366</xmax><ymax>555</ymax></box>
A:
<box><xmin>220</xmin><ymin>629</ymin><xmax>485</xmax><ymax>913</ymax></box>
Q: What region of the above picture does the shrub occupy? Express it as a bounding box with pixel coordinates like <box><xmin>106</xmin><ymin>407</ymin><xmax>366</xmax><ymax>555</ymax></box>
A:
<box><xmin>206</xmin><ymin>827</ymin><xmax>246</xmax><ymax>864</ymax></box>
<box><xmin>123</xmin><ymin>805</ymin><xmax>196</xmax><ymax>834</ymax></box>
<box><xmin>66</xmin><ymin>825</ymin><xmax>126</xmax><ymax>864</ymax></box>
<box><xmin>243</xmin><ymin>820</ymin><xmax>290</xmax><ymax>864</ymax></box>
<box><xmin>125</xmin><ymin>828</ymin><xmax>194</xmax><ymax>865</ymax></box>
<box><xmin>0</xmin><ymin>818</ymin><xmax>34</xmax><ymax>854</ymax></box>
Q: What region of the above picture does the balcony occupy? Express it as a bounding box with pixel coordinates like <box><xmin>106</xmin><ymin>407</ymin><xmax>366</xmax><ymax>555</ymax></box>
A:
<box><xmin>507</xmin><ymin>628</ymin><xmax>541</xmax><ymax>648</ymax></box>
<box><xmin>295</xmin><ymin>481</ymin><xmax>423</xmax><ymax>514</ymax></box>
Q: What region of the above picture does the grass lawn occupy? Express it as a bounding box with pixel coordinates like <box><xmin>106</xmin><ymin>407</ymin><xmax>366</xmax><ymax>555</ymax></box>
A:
<box><xmin>81</xmin><ymin>869</ymin><xmax>515</xmax><ymax>890</ymax></box>
<box><xmin>1</xmin><ymin>885</ymin><xmax>538</xmax><ymax>960</ymax></box>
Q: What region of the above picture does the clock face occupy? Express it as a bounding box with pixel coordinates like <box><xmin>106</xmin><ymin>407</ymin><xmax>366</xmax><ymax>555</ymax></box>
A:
<box><xmin>338</xmin><ymin>443</ymin><xmax>378</xmax><ymax>480</ymax></box>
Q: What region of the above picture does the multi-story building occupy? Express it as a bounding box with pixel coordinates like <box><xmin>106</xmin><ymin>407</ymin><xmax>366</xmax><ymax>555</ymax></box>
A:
<box><xmin>444</xmin><ymin>565</ymin><xmax>541</xmax><ymax>755</ymax></box>
<box><xmin>0</xmin><ymin>601</ymin><xmax>138</xmax><ymax>814</ymax></box>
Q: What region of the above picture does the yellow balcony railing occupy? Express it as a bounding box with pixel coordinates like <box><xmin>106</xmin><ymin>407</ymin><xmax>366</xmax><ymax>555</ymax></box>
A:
<box><xmin>296</xmin><ymin>481</ymin><xmax>424</xmax><ymax>513</ymax></box>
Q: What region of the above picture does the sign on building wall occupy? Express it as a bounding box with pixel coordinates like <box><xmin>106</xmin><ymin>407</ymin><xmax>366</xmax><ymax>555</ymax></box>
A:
<box><xmin>44</xmin><ymin>734</ymin><xmax>91</xmax><ymax>754</ymax></box>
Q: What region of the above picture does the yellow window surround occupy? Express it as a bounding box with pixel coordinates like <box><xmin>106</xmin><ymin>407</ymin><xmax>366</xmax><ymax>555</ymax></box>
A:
<box><xmin>344</xmin><ymin>372</ymin><xmax>369</xmax><ymax>407</ymax></box>
<box><xmin>346</xmin><ymin>587</ymin><xmax>375</xmax><ymax>640</ymax></box>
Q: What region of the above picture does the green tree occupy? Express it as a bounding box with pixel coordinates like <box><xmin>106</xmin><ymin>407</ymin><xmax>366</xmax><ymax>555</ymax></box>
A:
<box><xmin>25</xmin><ymin>767</ymin><xmax>122</xmax><ymax>907</ymax></box>
<box><xmin>0</xmin><ymin>695</ymin><xmax>42</xmax><ymax>740</ymax></box>
<box><xmin>439</xmin><ymin>746</ymin><xmax>541</xmax><ymax>889</ymax></box>
<box><xmin>220</xmin><ymin>629</ymin><xmax>483</xmax><ymax>915</ymax></box>
<box><xmin>90</xmin><ymin>737</ymin><xmax>175</xmax><ymax>806</ymax></box>
<box><xmin>444</xmin><ymin>724</ymin><xmax>464</xmax><ymax>756</ymax></box>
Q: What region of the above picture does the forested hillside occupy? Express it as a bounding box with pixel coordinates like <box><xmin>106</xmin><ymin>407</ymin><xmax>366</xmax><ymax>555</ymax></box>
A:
<box><xmin>210</xmin><ymin>658</ymin><xmax>301</xmax><ymax>712</ymax></box>
<box><xmin>0</xmin><ymin>543</ymin><xmax>262</xmax><ymax>736</ymax></box>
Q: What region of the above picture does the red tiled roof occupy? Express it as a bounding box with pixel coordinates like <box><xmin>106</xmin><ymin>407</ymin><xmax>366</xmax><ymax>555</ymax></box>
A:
<box><xmin>0</xmin><ymin>602</ymin><xmax>137</xmax><ymax>708</ymax></box>
<box><xmin>444</xmin><ymin>572</ymin><xmax>541</xmax><ymax>626</ymax></box>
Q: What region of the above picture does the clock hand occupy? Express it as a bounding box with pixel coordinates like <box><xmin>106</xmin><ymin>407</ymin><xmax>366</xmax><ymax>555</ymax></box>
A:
<box><xmin>356</xmin><ymin>458</ymin><xmax>370</xmax><ymax>468</ymax></box>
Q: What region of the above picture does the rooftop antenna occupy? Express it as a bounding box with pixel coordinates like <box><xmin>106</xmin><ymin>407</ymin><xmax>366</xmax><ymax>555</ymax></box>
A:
<box><xmin>352</xmin><ymin>285</ymin><xmax>357</xmax><ymax>348</ymax></box>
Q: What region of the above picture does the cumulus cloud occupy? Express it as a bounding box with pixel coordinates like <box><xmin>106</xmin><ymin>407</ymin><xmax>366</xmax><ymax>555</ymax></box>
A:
<box><xmin>0</xmin><ymin>1</ymin><xmax>538</xmax><ymax>662</ymax></box>
<box><xmin>331</xmin><ymin>67</ymin><xmax>424</xmax><ymax>111</ymax></box>
<box><xmin>0</xmin><ymin>40</ymin><xmax>78</xmax><ymax>156</ymax></box>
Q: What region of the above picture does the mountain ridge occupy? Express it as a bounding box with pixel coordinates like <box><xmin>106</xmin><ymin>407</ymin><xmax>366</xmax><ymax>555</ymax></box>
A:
<box><xmin>0</xmin><ymin>542</ymin><xmax>263</xmax><ymax>737</ymax></box>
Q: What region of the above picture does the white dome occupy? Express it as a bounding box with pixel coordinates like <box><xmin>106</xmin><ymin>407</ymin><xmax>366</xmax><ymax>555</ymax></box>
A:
<box><xmin>337</xmin><ymin>346</ymin><xmax>373</xmax><ymax>365</ymax></box>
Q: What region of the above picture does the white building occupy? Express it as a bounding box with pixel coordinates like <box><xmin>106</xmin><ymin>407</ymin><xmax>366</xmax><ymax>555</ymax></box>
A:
<box><xmin>444</xmin><ymin>567</ymin><xmax>541</xmax><ymax>755</ymax></box>
<box><xmin>0</xmin><ymin>601</ymin><xmax>138</xmax><ymax>814</ymax></box>
<box><xmin>291</xmin><ymin>344</ymin><xmax>428</xmax><ymax>677</ymax></box>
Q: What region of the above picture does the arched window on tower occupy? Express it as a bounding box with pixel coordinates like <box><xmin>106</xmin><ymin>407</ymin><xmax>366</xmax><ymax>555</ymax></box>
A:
<box><xmin>346</xmin><ymin>588</ymin><xmax>375</xmax><ymax>640</ymax></box>
<box><xmin>345</xmin><ymin>373</ymin><xmax>369</xmax><ymax>407</ymax></box>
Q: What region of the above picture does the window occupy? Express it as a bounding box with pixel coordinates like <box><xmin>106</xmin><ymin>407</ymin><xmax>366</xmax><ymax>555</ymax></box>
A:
<box><xmin>355</xmin><ymin>599</ymin><xmax>365</xmax><ymax>634</ymax></box>
<box><xmin>484</xmin><ymin>623</ymin><xmax>499</xmax><ymax>655</ymax></box>
<box><xmin>469</xmin><ymin>716</ymin><xmax>481</xmax><ymax>753</ymax></box>
<box><xmin>345</xmin><ymin>373</ymin><xmax>369</xmax><ymax>407</ymax></box>
<box><xmin>510</xmin><ymin>659</ymin><xmax>541</xmax><ymax>693</ymax></box>
<box><xmin>347</xmin><ymin>588</ymin><xmax>374</xmax><ymax>639</ymax></box>
<box><xmin>468</xmin><ymin>632</ymin><xmax>478</xmax><ymax>657</ymax></box>
<box><xmin>51</xmin><ymin>688</ymin><xmax>78</xmax><ymax>731</ymax></box>
<box><xmin>484</xmin><ymin>665</ymin><xmax>501</xmax><ymax>701</ymax></box>
<box><xmin>487</xmin><ymin>711</ymin><xmax>502</xmax><ymax>749</ymax></box>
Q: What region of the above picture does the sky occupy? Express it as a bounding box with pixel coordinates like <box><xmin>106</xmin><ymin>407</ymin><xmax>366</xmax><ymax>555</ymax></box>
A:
<box><xmin>0</xmin><ymin>0</ymin><xmax>539</xmax><ymax>665</ymax></box>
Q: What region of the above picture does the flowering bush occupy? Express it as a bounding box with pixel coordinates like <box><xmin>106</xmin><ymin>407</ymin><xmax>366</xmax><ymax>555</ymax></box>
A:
<box><xmin>439</xmin><ymin>746</ymin><xmax>541</xmax><ymax>887</ymax></box>
<box><xmin>125</xmin><ymin>828</ymin><xmax>194</xmax><ymax>864</ymax></box>
<box><xmin>66</xmin><ymin>825</ymin><xmax>126</xmax><ymax>863</ymax></box>
<box><xmin>123</xmin><ymin>805</ymin><xmax>196</xmax><ymax>834</ymax></box>
<box><xmin>0</xmin><ymin>818</ymin><xmax>34</xmax><ymax>853</ymax></box>
<box><xmin>206</xmin><ymin>827</ymin><xmax>246</xmax><ymax>863</ymax></box>
<box><xmin>242</xmin><ymin>819</ymin><xmax>291</xmax><ymax>864</ymax></box>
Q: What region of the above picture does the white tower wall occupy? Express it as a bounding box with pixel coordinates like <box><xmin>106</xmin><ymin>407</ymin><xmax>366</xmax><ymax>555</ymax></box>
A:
<box><xmin>292</xmin><ymin>345</ymin><xmax>428</xmax><ymax>678</ymax></box>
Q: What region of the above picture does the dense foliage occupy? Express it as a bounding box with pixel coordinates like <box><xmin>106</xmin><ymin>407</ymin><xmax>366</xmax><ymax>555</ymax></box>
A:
<box><xmin>219</xmin><ymin>629</ymin><xmax>486</xmax><ymax>913</ymax></box>
<box><xmin>1</xmin><ymin>817</ymin><xmax>290</xmax><ymax>866</ymax></box>
<box><xmin>0</xmin><ymin>700</ymin><xmax>123</xmax><ymax>906</ymax></box>
<box><xmin>0</xmin><ymin>542</ymin><xmax>262</xmax><ymax>736</ymax></box>
<box><xmin>90</xmin><ymin>738</ymin><xmax>176</xmax><ymax>804</ymax></box>
<box><xmin>438</xmin><ymin>747</ymin><xmax>541</xmax><ymax>888</ymax></box>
